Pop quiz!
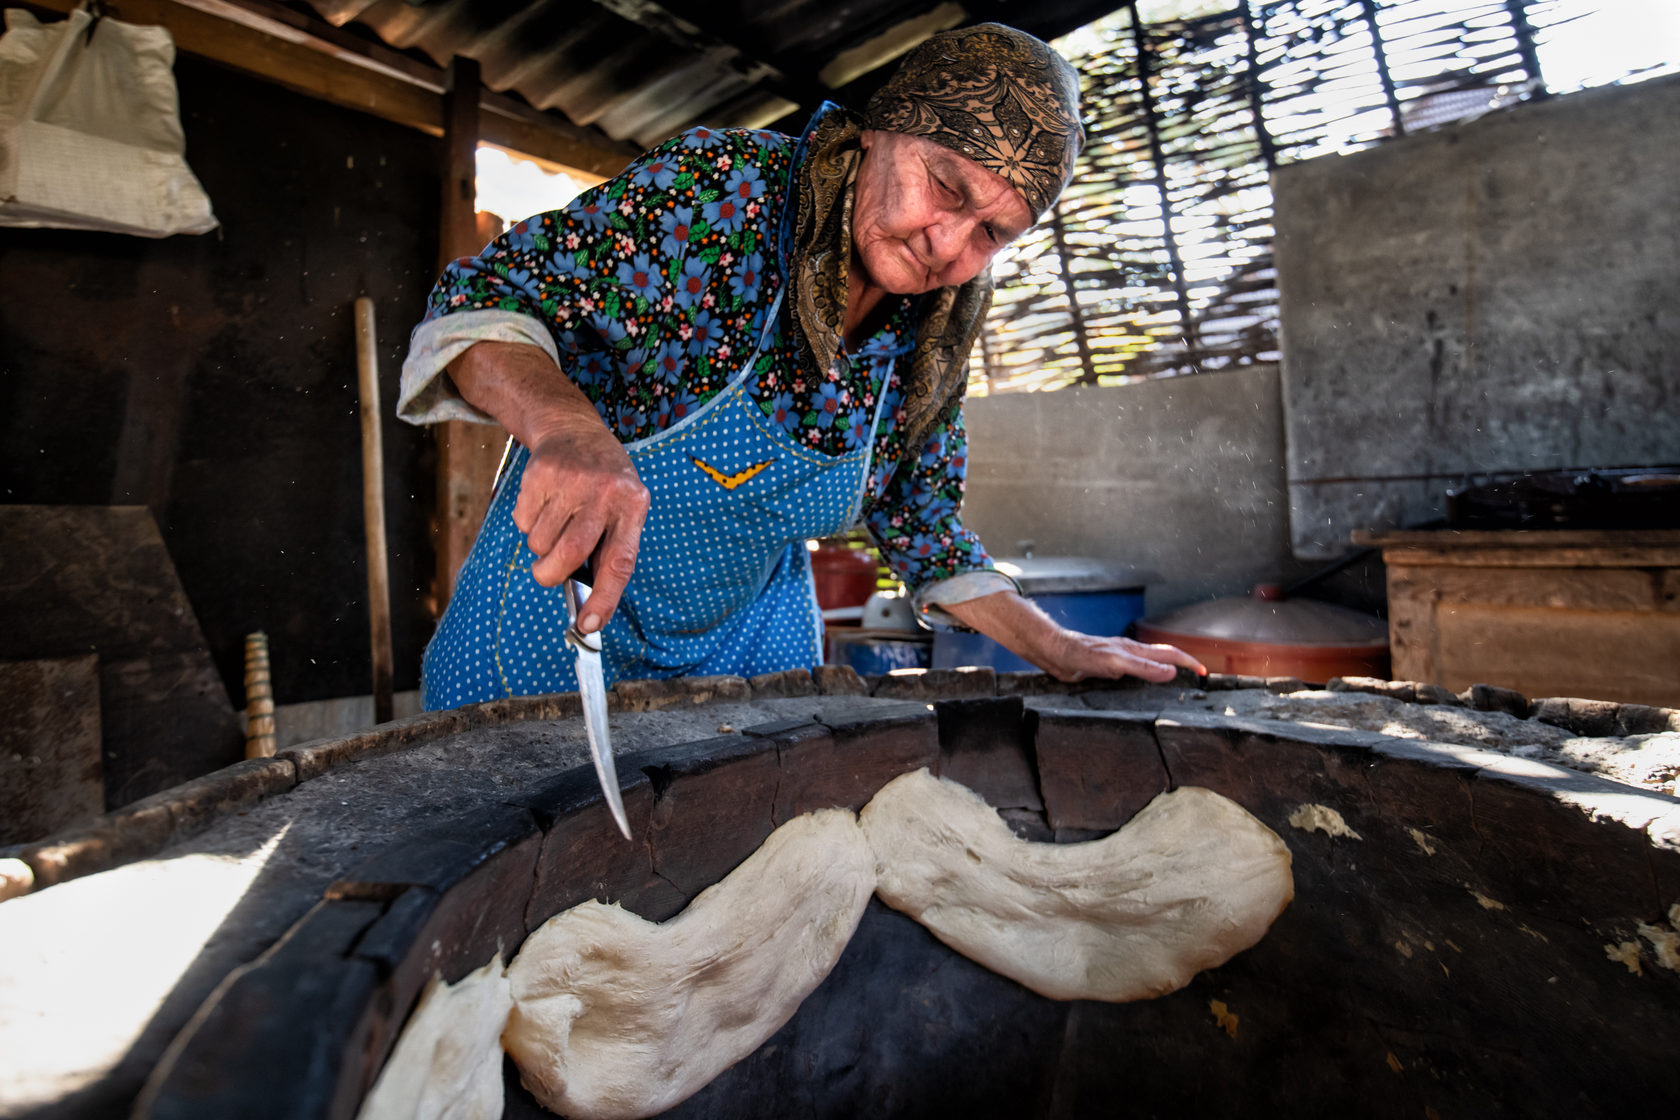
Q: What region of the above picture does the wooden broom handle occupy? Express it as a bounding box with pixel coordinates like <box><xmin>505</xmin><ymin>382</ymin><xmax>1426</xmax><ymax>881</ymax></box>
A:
<box><xmin>355</xmin><ymin>297</ymin><xmax>395</xmax><ymax>724</ymax></box>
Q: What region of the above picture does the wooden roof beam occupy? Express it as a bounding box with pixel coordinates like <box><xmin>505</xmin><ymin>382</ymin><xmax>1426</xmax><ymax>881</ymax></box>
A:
<box><xmin>24</xmin><ymin>0</ymin><xmax>639</xmax><ymax>176</ymax></box>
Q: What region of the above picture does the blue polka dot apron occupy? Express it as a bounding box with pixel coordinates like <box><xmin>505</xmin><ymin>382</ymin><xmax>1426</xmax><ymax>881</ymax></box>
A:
<box><xmin>421</xmin><ymin>292</ymin><xmax>900</xmax><ymax>710</ymax></box>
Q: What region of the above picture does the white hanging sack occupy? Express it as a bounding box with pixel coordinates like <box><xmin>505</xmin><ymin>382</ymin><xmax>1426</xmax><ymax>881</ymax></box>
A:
<box><xmin>0</xmin><ymin>6</ymin><xmax>216</xmax><ymax>236</ymax></box>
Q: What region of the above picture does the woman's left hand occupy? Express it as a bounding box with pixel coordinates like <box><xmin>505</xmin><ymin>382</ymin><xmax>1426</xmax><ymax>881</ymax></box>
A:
<box><xmin>941</xmin><ymin>590</ymin><xmax>1207</xmax><ymax>684</ymax></box>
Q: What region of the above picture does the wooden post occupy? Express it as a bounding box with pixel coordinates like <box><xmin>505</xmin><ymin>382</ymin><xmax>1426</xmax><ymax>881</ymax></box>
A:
<box><xmin>432</xmin><ymin>55</ymin><xmax>509</xmax><ymax>615</ymax></box>
<box><xmin>355</xmin><ymin>298</ymin><xmax>396</xmax><ymax>725</ymax></box>
<box><xmin>243</xmin><ymin>631</ymin><xmax>276</xmax><ymax>758</ymax></box>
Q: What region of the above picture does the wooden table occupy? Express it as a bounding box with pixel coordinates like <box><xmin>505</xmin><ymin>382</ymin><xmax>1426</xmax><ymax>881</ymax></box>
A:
<box><xmin>1354</xmin><ymin>530</ymin><xmax>1680</xmax><ymax>707</ymax></box>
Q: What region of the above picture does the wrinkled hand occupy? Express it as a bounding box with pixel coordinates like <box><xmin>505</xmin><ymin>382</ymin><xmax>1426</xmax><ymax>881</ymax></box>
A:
<box><xmin>513</xmin><ymin>417</ymin><xmax>650</xmax><ymax>631</ymax></box>
<box><xmin>449</xmin><ymin>340</ymin><xmax>650</xmax><ymax>634</ymax></box>
<box><xmin>1033</xmin><ymin>629</ymin><xmax>1206</xmax><ymax>684</ymax></box>
<box><xmin>943</xmin><ymin>589</ymin><xmax>1207</xmax><ymax>684</ymax></box>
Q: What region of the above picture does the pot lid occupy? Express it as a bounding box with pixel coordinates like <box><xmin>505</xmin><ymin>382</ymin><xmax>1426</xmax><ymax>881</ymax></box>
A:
<box><xmin>992</xmin><ymin>556</ymin><xmax>1150</xmax><ymax>593</ymax></box>
<box><xmin>1139</xmin><ymin>585</ymin><xmax>1388</xmax><ymax>649</ymax></box>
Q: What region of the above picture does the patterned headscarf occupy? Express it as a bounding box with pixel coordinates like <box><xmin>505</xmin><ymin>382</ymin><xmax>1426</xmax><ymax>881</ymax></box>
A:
<box><xmin>786</xmin><ymin>25</ymin><xmax>1083</xmax><ymax>455</ymax></box>
<box><xmin>865</xmin><ymin>24</ymin><xmax>1085</xmax><ymax>219</ymax></box>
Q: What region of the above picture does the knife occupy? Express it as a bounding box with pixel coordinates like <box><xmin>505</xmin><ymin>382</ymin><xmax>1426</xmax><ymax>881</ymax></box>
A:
<box><xmin>563</xmin><ymin>571</ymin><xmax>631</xmax><ymax>840</ymax></box>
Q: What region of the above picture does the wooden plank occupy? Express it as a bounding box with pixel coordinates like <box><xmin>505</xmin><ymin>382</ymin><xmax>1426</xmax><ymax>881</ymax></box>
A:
<box><xmin>1384</xmin><ymin>571</ymin><xmax>1438</xmax><ymax>689</ymax></box>
<box><xmin>1428</xmin><ymin>605</ymin><xmax>1680</xmax><ymax>706</ymax></box>
<box><xmin>1382</xmin><ymin>545</ymin><xmax>1680</xmax><ymax>569</ymax></box>
<box><xmin>1386</xmin><ymin>565</ymin><xmax>1667</xmax><ymax>612</ymax></box>
<box><xmin>478</xmin><ymin>92</ymin><xmax>639</xmax><ymax>179</ymax></box>
<box><xmin>431</xmin><ymin>58</ymin><xmax>510</xmax><ymax>611</ymax></box>
<box><xmin>354</xmin><ymin>299</ymin><xmax>395</xmax><ymax>723</ymax></box>
<box><xmin>0</xmin><ymin>656</ymin><xmax>103</xmax><ymax>845</ymax></box>
<box><xmin>24</xmin><ymin>0</ymin><xmax>637</xmax><ymax>175</ymax></box>
<box><xmin>1358</xmin><ymin>529</ymin><xmax>1680</xmax><ymax>549</ymax></box>
<box><xmin>0</xmin><ymin>507</ymin><xmax>243</xmax><ymax>808</ymax></box>
<box><xmin>1357</xmin><ymin>529</ymin><xmax>1680</xmax><ymax>569</ymax></box>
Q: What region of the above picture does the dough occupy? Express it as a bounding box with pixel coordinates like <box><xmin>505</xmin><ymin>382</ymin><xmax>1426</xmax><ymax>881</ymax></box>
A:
<box><xmin>860</xmin><ymin>769</ymin><xmax>1293</xmax><ymax>1002</ymax></box>
<box><xmin>356</xmin><ymin>955</ymin><xmax>512</xmax><ymax>1120</ymax></box>
<box><xmin>503</xmin><ymin>808</ymin><xmax>875</xmax><ymax>1120</ymax></box>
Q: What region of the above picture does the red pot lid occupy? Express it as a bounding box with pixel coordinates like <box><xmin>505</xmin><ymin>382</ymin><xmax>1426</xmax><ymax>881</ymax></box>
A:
<box><xmin>1138</xmin><ymin>585</ymin><xmax>1388</xmax><ymax>650</ymax></box>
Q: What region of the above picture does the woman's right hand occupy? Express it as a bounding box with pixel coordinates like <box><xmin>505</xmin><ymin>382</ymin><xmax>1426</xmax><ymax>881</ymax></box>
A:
<box><xmin>449</xmin><ymin>341</ymin><xmax>650</xmax><ymax>634</ymax></box>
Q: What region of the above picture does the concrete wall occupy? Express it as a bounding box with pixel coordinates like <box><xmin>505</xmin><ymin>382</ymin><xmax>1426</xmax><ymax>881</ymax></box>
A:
<box><xmin>1274</xmin><ymin>74</ymin><xmax>1680</xmax><ymax>557</ymax></box>
<box><xmin>961</xmin><ymin>366</ymin><xmax>1312</xmax><ymax>616</ymax></box>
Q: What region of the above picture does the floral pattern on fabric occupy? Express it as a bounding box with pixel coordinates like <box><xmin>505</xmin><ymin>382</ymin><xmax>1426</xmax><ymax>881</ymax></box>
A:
<box><xmin>420</xmin><ymin>124</ymin><xmax>991</xmax><ymax>591</ymax></box>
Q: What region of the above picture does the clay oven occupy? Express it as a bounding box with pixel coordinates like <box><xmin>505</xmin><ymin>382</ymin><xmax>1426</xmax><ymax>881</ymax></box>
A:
<box><xmin>5</xmin><ymin>668</ymin><xmax>1679</xmax><ymax>1119</ymax></box>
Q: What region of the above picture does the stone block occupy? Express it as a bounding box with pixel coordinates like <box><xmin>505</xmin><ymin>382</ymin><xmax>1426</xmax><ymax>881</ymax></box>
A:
<box><xmin>1153</xmin><ymin>712</ymin><xmax>1399</xmax><ymax>836</ymax></box>
<box><xmin>682</xmin><ymin>675</ymin><xmax>752</xmax><ymax>704</ymax></box>
<box><xmin>612</xmin><ymin>675</ymin><xmax>750</xmax><ymax>712</ymax></box>
<box><xmin>465</xmin><ymin>693</ymin><xmax>580</xmax><ymax>725</ymax></box>
<box><xmin>1614</xmin><ymin>704</ymin><xmax>1679</xmax><ymax>736</ymax></box>
<box><xmin>610</xmin><ymin>677</ymin><xmax>688</xmax><ymax>711</ymax></box>
<box><xmin>996</xmin><ymin>671</ymin><xmax>1070</xmax><ymax>696</ymax></box>
<box><xmin>347</xmin><ymin>886</ymin><xmax>442</xmax><ymax>1083</ymax></box>
<box><xmin>1265</xmin><ymin>676</ymin><xmax>1308</xmax><ymax>694</ymax></box>
<box><xmin>135</xmin><ymin>899</ymin><xmax>388</xmax><ymax>1120</ymax></box>
<box><xmin>278</xmin><ymin>710</ymin><xmax>455</xmax><ymax>783</ymax></box>
<box><xmin>1150</xmin><ymin>713</ymin><xmax>1239</xmax><ymax>786</ymax></box>
<box><xmin>741</xmin><ymin>716</ymin><xmax>824</xmax><ymax>738</ymax></box>
<box><xmin>812</xmin><ymin>664</ymin><xmax>868</xmax><ymax>695</ymax></box>
<box><xmin>101</xmin><ymin>797</ymin><xmax>176</xmax><ymax>860</ymax></box>
<box><xmin>1531</xmin><ymin>696</ymin><xmax>1621</xmax><ymax>737</ymax></box>
<box><xmin>1079</xmin><ymin>688</ymin><xmax>1174</xmax><ymax>714</ymax></box>
<box><xmin>995</xmin><ymin>808</ymin><xmax>1055</xmax><ymax>842</ymax></box>
<box><xmin>520</xmin><ymin>764</ymin><xmax>659</xmax><ymax>928</ymax></box>
<box><xmin>748</xmin><ymin>668</ymin><xmax>816</xmax><ymax>698</ymax></box>
<box><xmin>131</xmin><ymin>757</ymin><xmax>298</xmax><ymax>838</ymax></box>
<box><xmin>1464</xmin><ymin>760</ymin><xmax>1672</xmax><ymax>918</ymax></box>
<box><xmin>1328</xmin><ymin>676</ymin><xmax>1408</xmax><ymax>699</ymax></box>
<box><xmin>1033</xmin><ymin>709</ymin><xmax>1167</xmax><ymax>832</ymax></box>
<box><xmin>1464</xmin><ymin>682</ymin><xmax>1530</xmax><ymax>718</ymax></box>
<box><xmin>872</xmin><ymin>666</ymin><xmax>995</xmax><ymax>701</ymax></box>
<box><xmin>1413</xmin><ymin>683</ymin><xmax>1465</xmax><ymax>707</ymax></box>
<box><xmin>329</xmin><ymin>803</ymin><xmax>541</xmax><ymax>992</ymax></box>
<box><xmin>1053</xmin><ymin>827</ymin><xmax>1111</xmax><ymax>843</ymax></box>
<box><xmin>775</xmin><ymin>712</ymin><xmax>937</xmax><ymax>821</ymax></box>
<box><xmin>626</xmin><ymin>734</ymin><xmax>780</xmax><ymax>898</ymax></box>
<box><xmin>935</xmin><ymin>697</ymin><xmax>1041</xmax><ymax>810</ymax></box>
<box><xmin>16</xmin><ymin>826</ymin><xmax>120</xmax><ymax>888</ymax></box>
<box><xmin>1209</xmin><ymin>673</ymin><xmax>1269</xmax><ymax>691</ymax></box>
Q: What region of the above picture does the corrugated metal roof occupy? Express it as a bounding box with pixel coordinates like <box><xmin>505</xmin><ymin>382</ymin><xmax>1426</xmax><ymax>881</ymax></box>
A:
<box><xmin>296</xmin><ymin>0</ymin><xmax>1127</xmax><ymax>150</ymax></box>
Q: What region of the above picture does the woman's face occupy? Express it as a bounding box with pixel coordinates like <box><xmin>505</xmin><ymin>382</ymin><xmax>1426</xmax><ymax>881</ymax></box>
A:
<box><xmin>851</xmin><ymin>129</ymin><xmax>1034</xmax><ymax>295</ymax></box>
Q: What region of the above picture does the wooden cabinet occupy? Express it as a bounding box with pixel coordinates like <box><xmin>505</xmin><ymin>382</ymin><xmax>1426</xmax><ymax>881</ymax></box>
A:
<box><xmin>1355</xmin><ymin>530</ymin><xmax>1680</xmax><ymax>707</ymax></box>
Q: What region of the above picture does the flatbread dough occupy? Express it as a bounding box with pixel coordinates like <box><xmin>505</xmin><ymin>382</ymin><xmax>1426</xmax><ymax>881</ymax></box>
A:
<box><xmin>860</xmin><ymin>769</ymin><xmax>1293</xmax><ymax>1002</ymax></box>
<box><xmin>504</xmin><ymin>808</ymin><xmax>875</xmax><ymax>1120</ymax></box>
<box><xmin>356</xmin><ymin>955</ymin><xmax>512</xmax><ymax>1120</ymax></box>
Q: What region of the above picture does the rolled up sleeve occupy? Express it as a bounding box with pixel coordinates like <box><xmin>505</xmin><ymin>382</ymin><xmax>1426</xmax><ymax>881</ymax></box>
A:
<box><xmin>864</xmin><ymin>406</ymin><xmax>1011</xmax><ymax>625</ymax></box>
<box><xmin>398</xmin><ymin>310</ymin><xmax>562</xmax><ymax>426</ymax></box>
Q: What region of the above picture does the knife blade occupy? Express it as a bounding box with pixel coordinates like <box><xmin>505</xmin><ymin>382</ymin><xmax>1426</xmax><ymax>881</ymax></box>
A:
<box><xmin>563</xmin><ymin>575</ymin><xmax>631</xmax><ymax>840</ymax></box>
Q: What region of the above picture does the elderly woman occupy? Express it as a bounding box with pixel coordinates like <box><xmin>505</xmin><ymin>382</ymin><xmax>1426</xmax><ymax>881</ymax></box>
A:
<box><xmin>399</xmin><ymin>24</ymin><xmax>1202</xmax><ymax>709</ymax></box>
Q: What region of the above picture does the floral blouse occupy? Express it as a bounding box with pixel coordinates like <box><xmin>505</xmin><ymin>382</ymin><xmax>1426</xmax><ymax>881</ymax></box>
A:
<box><xmin>401</xmin><ymin>116</ymin><xmax>1000</xmax><ymax>598</ymax></box>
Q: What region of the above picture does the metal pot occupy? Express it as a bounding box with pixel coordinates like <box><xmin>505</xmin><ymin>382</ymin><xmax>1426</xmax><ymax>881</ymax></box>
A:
<box><xmin>1135</xmin><ymin>584</ymin><xmax>1389</xmax><ymax>683</ymax></box>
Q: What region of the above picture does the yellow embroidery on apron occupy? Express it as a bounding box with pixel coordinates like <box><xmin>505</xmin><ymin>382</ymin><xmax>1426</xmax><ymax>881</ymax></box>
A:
<box><xmin>689</xmin><ymin>454</ymin><xmax>777</xmax><ymax>490</ymax></box>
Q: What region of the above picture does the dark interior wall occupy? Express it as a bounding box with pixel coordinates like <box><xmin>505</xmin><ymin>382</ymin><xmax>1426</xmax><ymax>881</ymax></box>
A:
<box><xmin>1</xmin><ymin>54</ymin><xmax>443</xmax><ymax>704</ymax></box>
